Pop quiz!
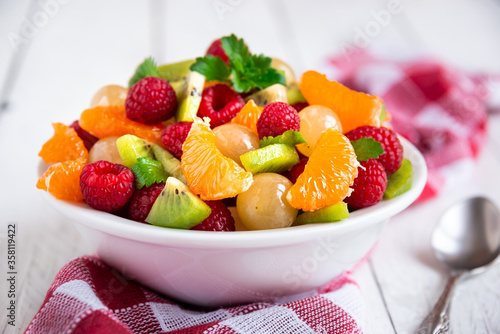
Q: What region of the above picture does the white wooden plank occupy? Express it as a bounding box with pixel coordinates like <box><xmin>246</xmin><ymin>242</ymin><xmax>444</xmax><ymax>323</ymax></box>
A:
<box><xmin>351</xmin><ymin>260</ymin><xmax>396</xmax><ymax>334</ymax></box>
<box><xmin>401</xmin><ymin>0</ymin><xmax>500</xmax><ymax>72</ymax></box>
<box><xmin>0</xmin><ymin>1</ymin><xmax>152</xmax><ymax>332</ymax></box>
<box><xmin>0</xmin><ymin>0</ymin><xmax>33</xmax><ymax>108</ymax></box>
<box><xmin>282</xmin><ymin>0</ymin><xmax>421</xmax><ymax>73</ymax></box>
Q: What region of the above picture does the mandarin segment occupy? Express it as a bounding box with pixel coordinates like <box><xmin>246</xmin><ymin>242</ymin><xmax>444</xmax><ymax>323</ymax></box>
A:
<box><xmin>79</xmin><ymin>105</ymin><xmax>165</xmax><ymax>145</ymax></box>
<box><xmin>36</xmin><ymin>159</ymin><xmax>85</xmax><ymax>202</ymax></box>
<box><xmin>300</xmin><ymin>70</ymin><xmax>383</xmax><ymax>133</ymax></box>
<box><xmin>286</xmin><ymin>128</ymin><xmax>359</xmax><ymax>211</ymax></box>
<box><xmin>230</xmin><ymin>99</ymin><xmax>263</xmax><ymax>135</ymax></box>
<box><xmin>181</xmin><ymin>117</ymin><xmax>253</xmax><ymax>200</ymax></box>
<box><xmin>38</xmin><ymin>123</ymin><xmax>88</xmax><ymax>164</ymax></box>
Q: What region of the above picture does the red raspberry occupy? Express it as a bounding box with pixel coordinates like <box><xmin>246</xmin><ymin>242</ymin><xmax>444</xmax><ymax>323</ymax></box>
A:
<box><xmin>205</xmin><ymin>39</ymin><xmax>229</xmax><ymax>65</ymax></box>
<box><xmin>345</xmin><ymin>126</ymin><xmax>403</xmax><ymax>174</ymax></box>
<box><xmin>256</xmin><ymin>102</ymin><xmax>300</xmax><ymax>139</ymax></box>
<box><xmin>292</xmin><ymin>102</ymin><xmax>309</xmax><ymax>112</ymax></box>
<box><xmin>127</xmin><ymin>182</ymin><xmax>165</xmax><ymax>223</ymax></box>
<box><xmin>80</xmin><ymin>160</ymin><xmax>135</xmax><ymax>212</ymax></box>
<box><xmin>125</xmin><ymin>76</ymin><xmax>177</xmax><ymax>124</ymax></box>
<box><xmin>345</xmin><ymin>159</ymin><xmax>387</xmax><ymax>209</ymax></box>
<box><xmin>288</xmin><ymin>158</ymin><xmax>308</xmax><ymax>184</ymax></box>
<box><xmin>191</xmin><ymin>200</ymin><xmax>235</xmax><ymax>231</ymax></box>
<box><xmin>198</xmin><ymin>84</ymin><xmax>245</xmax><ymax>128</ymax></box>
<box><xmin>160</xmin><ymin>122</ymin><xmax>193</xmax><ymax>160</ymax></box>
<box><xmin>70</xmin><ymin>120</ymin><xmax>98</xmax><ymax>151</ymax></box>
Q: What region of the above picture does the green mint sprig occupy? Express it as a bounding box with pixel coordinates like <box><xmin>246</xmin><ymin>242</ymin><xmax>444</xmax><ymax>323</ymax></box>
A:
<box><xmin>190</xmin><ymin>34</ymin><xmax>286</xmax><ymax>93</ymax></box>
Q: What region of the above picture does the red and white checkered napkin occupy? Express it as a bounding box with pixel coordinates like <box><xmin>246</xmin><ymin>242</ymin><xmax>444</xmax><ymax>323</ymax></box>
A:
<box><xmin>25</xmin><ymin>256</ymin><xmax>365</xmax><ymax>334</ymax></box>
<box><xmin>327</xmin><ymin>48</ymin><xmax>500</xmax><ymax>201</ymax></box>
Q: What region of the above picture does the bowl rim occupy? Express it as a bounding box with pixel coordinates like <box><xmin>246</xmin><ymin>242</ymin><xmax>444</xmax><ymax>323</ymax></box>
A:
<box><xmin>40</xmin><ymin>136</ymin><xmax>427</xmax><ymax>249</ymax></box>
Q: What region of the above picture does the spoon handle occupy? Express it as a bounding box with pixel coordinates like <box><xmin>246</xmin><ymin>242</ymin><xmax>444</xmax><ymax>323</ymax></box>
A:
<box><xmin>418</xmin><ymin>272</ymin><xmax>462</xmax><ymax>334</ymax></box>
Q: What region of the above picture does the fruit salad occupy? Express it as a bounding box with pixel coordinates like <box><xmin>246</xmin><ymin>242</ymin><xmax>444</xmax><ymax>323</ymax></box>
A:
<box><xmin>37</xmin><ymin>34</ymin><xmax>413</xmax><ymax>231</ymax></box>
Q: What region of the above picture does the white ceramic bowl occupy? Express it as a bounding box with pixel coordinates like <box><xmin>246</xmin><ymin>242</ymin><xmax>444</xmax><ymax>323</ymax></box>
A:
<box><xmin>40</xmin><ymin>136</ymin><xmax>427</xmax><ymax>307</ymax></box>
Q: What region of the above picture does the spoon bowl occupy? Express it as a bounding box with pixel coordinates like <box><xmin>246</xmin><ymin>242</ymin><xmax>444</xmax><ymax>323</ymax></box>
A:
<box><xmin>420</xmin><ymin>196</ymin><xmax>500</xmax><ymax>333</ymax></box>
<box><xmin>432</xmin><ymin>196</ymin><xmax>500</xmax><ymax>271</ymax></box>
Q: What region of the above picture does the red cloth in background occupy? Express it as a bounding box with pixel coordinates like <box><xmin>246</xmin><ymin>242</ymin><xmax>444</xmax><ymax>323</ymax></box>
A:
<box><xmin>327</xmin><ymin>49</ymin><xmax>499</xmax><ymax>200</ymax></box>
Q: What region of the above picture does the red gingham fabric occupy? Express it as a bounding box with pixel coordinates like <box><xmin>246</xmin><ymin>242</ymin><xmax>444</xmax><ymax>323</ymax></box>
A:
<box><xmin>25</xmin><ymin>256</ymin><xmax>364</xmax><ymax>334</ymax></box>
<box><xmin>326</xmin><ymin>48</ymin><xmax>500</xmax><ymax>201</ymax></box>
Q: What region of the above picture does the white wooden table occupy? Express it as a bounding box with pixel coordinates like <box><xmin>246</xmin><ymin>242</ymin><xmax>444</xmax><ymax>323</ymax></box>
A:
<box><xmin>1</xmin><ymin>1</ymin><xmax>500</xmax><ymax>333</ymax></box>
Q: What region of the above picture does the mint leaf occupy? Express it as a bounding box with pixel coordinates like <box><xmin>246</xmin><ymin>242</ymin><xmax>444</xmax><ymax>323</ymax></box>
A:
<box><xmin>220</xmin><ymin>34</ymin><xmax>249</xmax><ymax>73</ymax></box>
<box><xmin>128</xmin><ymin>57</ymin><xmax>160</xmax><ymax>87</ymax></box>
<box><xmin>259</xmin><ymin>130</ymin><xmax>306</xmax><ymax>148</ymax></box>
<box><xmin>132</xmin><ymin>157</ymin><xmax>168</xmax><ymax>189</ymax></box>
<box><xmin>189</xmin><ymin>55</ymin><xmax>231</xmax><ymax>82</ymax></box>
<box><xmin>350</xmin><ymin>137</ymin><xmax>384</xmax><ymax>162</ymax></box>
<box><xmin>190</xmin><ymin>34</ymin><xmax>286</xmax><ymax>93</ymax></box>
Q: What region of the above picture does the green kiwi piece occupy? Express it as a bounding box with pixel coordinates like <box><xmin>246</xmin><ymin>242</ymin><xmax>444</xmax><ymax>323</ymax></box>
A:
<box><xmin>175</xmin><ymin>71</ymin><xmax>205</xmax><ymax>122</ymax></box>
<box><xmin>157</xmin><ymin>60</ymin><xmax>205</xmax><ymax>122</ymax></box>
<box><xmin>157</xmin><ymin>59</ymin><xmax>196</xmax><ymax>82</ymax></box>
<box><xmin>240</xmin><ymin>144</ymin><xmax>299</xmax><ymax>174</ymax></box>
<box><xmin>379</xmin><ymin>104</ymin><xmax>388</xmax><ymax>122</ymax></box>
<box><xmin>271</xmin><ymin>58</ymin><xmax>296</xmax><ymax>85</ymax></box>
<box><xmin>116</xmin><ymin>134</ymin><xmax>154</xmax><ymax>169</ymax></box>
<box><xmin>259</xmin><ymin>130</ymin><xmax>306</xmax><ymax>148</ymax></box>
<box><xmin>151</xmin><ymin>144</ymin><xmax>187</xmax><ymax>185</ymax></box>
<box><xmin>245</xmin><ymin>84</ymin><xmax>288</xmax><ymax>107</ymax></box>
<box><xmin>145</xmin><ymin>177</ymin><xmax>211</xmax><ymax>229</ymax></box>
<box><xmin>384</xmin><ymin>158</ymin><xmax>413</xmax><ymax>199</ymax></box>
<box><xmin>131</xmin><ymin>157</ymin><xmax>168</xmax><ymax>189</ymax></box>
<box><xmin>294</xmin><ymin>202</ymin><xmax>349</xmax><ymax>226</ymax></box>
<box><xmin>287</xmin><ymin>83</ymin><xmax>307</xmax><ymax>105</ymax></box>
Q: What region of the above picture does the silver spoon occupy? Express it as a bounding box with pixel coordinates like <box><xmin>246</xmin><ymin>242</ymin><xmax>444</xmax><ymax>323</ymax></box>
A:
<box><xmin>418</xmin><ymin>196</ymin><xmax>500</xmax><ymax>334</ymax></box>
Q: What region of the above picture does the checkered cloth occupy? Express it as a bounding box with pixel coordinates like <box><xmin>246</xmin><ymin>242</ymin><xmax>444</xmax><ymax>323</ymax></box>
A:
<box><xmin>25</xmin><ymin>256</ymin><xmax>364</xmax><ymax>334</ymax></box>
<box><xmin>326</xmin><ymin>48</ymin><xmax>500</xmax><ymax>201</ymax></box>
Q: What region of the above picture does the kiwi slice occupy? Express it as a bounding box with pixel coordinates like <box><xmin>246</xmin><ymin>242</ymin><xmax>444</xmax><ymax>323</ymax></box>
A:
<box><xmin>157</xmin><ymin>60</ymin><xmax>205</xmax><ymax>122</ymax></box>
<box><xmin>271</xmin><ymin>58</ymin><xmax>296</xmax><ymax>85</ymax></box>
<box><xmin>259</xmin><ymin>130</ymin><xmax>306</xmax><ymax>148</ymax></box>
<box><xmin>175</xmin><ymin>71</ymin><xmax>205</xmax><ymax>122</ymax></box>
<box><xmin>131</xmin><ymin>157</ymin><xmax>168</xmax><ymax>189</ymax></box>
<box><xmin>240</xmin><ymin>144</ymin><xmax>299</xmax><ymax>174</ymax></box>
<box><xmin>287</xmin><ymin>83</ymin><xmax>307</xmax><ymax>105</ymax></box>
<box><xmin>294</xmin><ymin>202</ymin><xmax>349</xmax><ymax>226</ymax></box>
<box><xmin>245</xmin><ymin>84</ymin><xmax>287</xmax><ymax>107</ymax></box>
<box><xmin>116</xmin><ymin>134</ymin><xmax>154</xmax><ymax>169</ymax></box>
<box><xmin>379</xmin><ymin>104</ymin><xmax>388</xmax><ymax>122</ymax></box>
<box><xmin>158</xmin><ymin>59</ymin><xmax>195</xmax><ymax>82</ymax></box>
<box><xmin>384</xmin><ymin>159</ymin><xmax>413</xmax><ymax>199</ymax></box>
<box><xmin>145</xmin><ymin>177</ymin><xmax>211</xmax><ymax>229</ymax></box>
<box><xmin>151</xmin><ymin>144</ymin><xmax>187</xmax><ymax>185</ymax></box>
<box><xmin>270</xmin><ymin>58</ymin><xmax>306</xmax><ymax>105</ymax></box>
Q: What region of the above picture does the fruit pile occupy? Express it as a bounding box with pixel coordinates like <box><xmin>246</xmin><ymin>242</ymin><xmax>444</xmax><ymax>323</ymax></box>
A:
<box><xmin>37</xmin><ymin>34</ymin><xmax>413</xmax><ymax>231</ymax></box>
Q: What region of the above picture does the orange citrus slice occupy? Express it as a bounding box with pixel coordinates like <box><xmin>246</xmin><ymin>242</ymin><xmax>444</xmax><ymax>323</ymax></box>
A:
<box><xmin>286</xmin><ymin>128</ymin><xmax>359</xmax><ymax>211</ymax></box>
<box><xmin>79</xmin><ymin>105</ymin><xmax>165</xmax><ymax>144</ymax></box>
<box><xmin>182</xmin><ymin>117</ymin><xmax>253</xmax><ymax>200</ymax></box>
<box><xmin>38</xmin><ymin>123</ymin><xmax>88</xmax><ymax>164</ymax></box>
<box><xmin>231</xmin><ymin>99</ymin><xmax>263</xmax><ymax>135</ymax></box>
<box><xmin>36</xmin><ymin>159</ymin><xmax>86</xmax><ymax>202</ymax></box>
<box><xmin>300</xmin><ymin>70</ymin><xmax>383</xmax><ymax>133</ymax></box>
